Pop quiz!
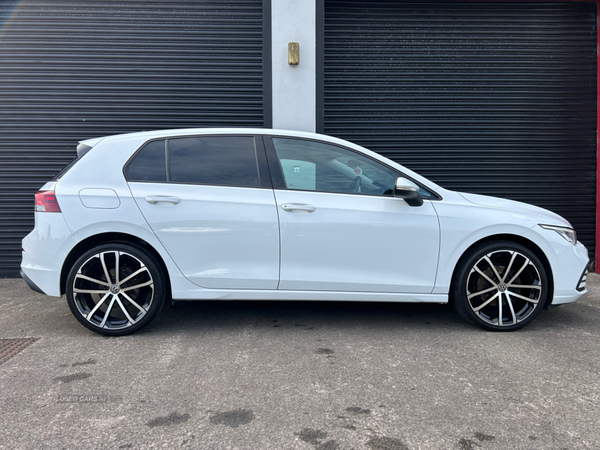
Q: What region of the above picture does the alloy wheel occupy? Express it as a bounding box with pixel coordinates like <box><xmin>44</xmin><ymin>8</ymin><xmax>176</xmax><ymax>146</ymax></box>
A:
<box><xmin>466</xmin><ymin>249</ymin><xmax>543</xmax><ymax>327</ymax></box>
<box><xmin>71</xmin><ymin>250</ymin><xmax>154</xmax><ymax>331</ymax></box>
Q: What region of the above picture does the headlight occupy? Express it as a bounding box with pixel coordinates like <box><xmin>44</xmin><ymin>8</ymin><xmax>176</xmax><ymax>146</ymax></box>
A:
<box><xmin>539</xmin><ymin>224</ymin><xmax>577</xmax><ymax>244</ymax></box>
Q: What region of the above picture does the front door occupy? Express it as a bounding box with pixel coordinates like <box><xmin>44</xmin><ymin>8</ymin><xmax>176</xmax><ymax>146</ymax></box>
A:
<box><xmin>267</xmin><ymin>137</ymin><xmax>439</xmax><ymax>293</ymax></box>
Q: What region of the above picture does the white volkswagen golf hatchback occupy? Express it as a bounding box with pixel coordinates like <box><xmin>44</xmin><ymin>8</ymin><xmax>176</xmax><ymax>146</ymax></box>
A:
<box><xmin>21</xmin><ymin>128</ymin><xmax>589</xmax><ymax>335</ymax></box>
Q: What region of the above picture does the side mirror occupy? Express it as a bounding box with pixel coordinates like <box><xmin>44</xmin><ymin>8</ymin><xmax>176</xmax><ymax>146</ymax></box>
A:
<box><xmin>394</xmin><ymin>177</ymin><xmax>423</xmax><ymax>207</ymax></box>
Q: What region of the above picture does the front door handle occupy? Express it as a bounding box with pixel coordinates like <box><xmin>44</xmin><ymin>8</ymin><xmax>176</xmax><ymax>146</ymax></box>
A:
<box><xmin>145</xmin><ymin>195</ymin><xmax>181</xmax><ymax>205</ymax></box>
<box><xmin>281</xmin><ymin>203</ymin><xmax>316</xmax><ymax>213</ymax></box>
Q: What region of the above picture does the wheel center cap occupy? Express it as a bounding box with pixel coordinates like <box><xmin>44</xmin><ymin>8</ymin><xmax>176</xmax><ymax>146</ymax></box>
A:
<box><xmin>110</xmin><ymin>285</ymin><xmax>120</xmax><ymax>294</ymax></box>
<box><xmin>497</xmin><ymin>283</ymin><xmax>508</xmax><ymax>292</ymax></box>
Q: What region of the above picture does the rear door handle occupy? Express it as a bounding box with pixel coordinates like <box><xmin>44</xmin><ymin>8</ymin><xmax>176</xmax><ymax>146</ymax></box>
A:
<box><xmin>144</xmin><ymin>195</ymin><xmax>181</xmax><ymax>205</ymax></box>
<box><xmin>281</xmin><ymin>203</ymin><xmax>316</xmax><ymax>213</ymax></box>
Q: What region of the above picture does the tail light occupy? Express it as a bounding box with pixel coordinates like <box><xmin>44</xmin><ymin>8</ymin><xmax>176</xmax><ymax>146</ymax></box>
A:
<box><xmin>35</xmin><ymin>191</ymin><xmax>61</xmax><ymax>213</ymax></box>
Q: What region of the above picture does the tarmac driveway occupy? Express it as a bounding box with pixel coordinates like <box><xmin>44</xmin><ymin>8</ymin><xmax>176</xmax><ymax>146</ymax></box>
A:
<box><xmin>0</xmin><ymin>275</ymin><xmax>599</xmax><ymax>449</ymax></box>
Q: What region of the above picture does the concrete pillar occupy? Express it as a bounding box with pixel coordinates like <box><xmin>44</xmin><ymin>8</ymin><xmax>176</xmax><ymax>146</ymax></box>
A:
<box><xmin>271</xmin><ymin>0</ymin><xmax>316</xmax><ymax>132</ymax></box>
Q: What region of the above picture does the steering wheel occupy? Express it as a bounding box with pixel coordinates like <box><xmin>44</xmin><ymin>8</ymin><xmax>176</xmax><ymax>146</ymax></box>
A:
<box><xmin>348</xmin><ymin>176</ymin><xmax>361</xmax><ymax>193</ymax></box>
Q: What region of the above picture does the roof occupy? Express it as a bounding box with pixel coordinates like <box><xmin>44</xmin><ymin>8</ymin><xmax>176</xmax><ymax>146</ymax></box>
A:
<box><xmin>80</xmin><ymin>128</ymin><xmax>332</xmax><ymax>147</ymax></box>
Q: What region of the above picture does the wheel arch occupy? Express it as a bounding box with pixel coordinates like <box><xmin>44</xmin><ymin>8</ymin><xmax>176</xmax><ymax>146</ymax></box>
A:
<box><xmin>449</xmin><ymin>233</ymin><xmax>554</xmax><ymax>309</ymax></box>
<box><xmin>60</xmin><ymin>232</ymin><xmax>171</xmax><ymax>298</ymax></box>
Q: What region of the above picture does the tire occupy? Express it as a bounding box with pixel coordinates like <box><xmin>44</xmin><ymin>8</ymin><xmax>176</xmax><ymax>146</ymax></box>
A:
<box><xmin>451</xmin><ymin>240</ymin><xmax>548</xmax><ymax>331</ymax></box>
<box><xmin>66</xmin><ymin>243</ymin><xmax>166</xmax><ymax>336</ymax></box>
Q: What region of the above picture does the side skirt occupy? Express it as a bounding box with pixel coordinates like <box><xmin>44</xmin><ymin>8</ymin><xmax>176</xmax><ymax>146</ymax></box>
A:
<box><xmin>172</xmin><ymin>289</ymin><xmax>448</xmax><ymax>303</ymax></box>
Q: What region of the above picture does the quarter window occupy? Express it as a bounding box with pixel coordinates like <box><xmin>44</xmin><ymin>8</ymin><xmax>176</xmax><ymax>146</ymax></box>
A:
<box><xmin>126</xmin><ymin>140</ymin><xmax>167</xmax><ymax>182</ymax></box>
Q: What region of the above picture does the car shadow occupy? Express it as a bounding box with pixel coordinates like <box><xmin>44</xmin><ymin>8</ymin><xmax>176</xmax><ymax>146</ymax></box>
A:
<box><xmin>135</xmin><ymin>297</ymin><xmax>597</xmax><ymax>336</ymax></box>
<box><xmin>143</xmin><ymin>299</ymin><xmax>472</xmax><ymax>335</ymax></box>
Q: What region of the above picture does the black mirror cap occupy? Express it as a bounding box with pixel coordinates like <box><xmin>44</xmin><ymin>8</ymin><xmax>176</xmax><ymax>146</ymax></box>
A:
<box><xmin>394</xmin><ymin>188</ymin><xmax>423</xmax><ymax>207</ymax></box>
<box><xmin>404</xmin><ymin>194</ymin><xmax>423</xmax><ymax>207</ymax></box>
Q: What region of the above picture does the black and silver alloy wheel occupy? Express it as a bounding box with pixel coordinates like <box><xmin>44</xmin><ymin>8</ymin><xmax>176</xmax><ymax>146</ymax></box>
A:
<box><xmin>452</xmin><ymin>241</ymin><xmax>548</xmax><ymax>331</ymax></box>
<box><xmin>66</xmin><ymin>243</ymin><xmax>166</xmax><ymax>335</ymax></box>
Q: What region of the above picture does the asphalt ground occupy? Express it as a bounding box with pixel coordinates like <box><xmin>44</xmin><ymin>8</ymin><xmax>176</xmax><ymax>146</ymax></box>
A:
<box><xmin>0</xmin><ymin>275</ymin><xmax>599</xmax><ymax>450</ymax></box>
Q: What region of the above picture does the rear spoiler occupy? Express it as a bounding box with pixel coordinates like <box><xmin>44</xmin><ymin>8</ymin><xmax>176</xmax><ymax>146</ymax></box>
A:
<box><xmin>76</xmin><ymin>142</ymin><xmax>93</xmax><ymax>158</ymax></box>
<box><xmin>76</xmin><ymin>136</ymin><xmax>104</xmax><ymax>158</ymax></box>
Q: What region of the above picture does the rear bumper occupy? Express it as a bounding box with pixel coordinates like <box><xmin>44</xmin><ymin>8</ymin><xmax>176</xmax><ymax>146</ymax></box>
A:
<box><xmin>21</xmin><ymin>212</ymin><xmax>76</xmax><ymax>297</ymax></box>
<box><xmin>20</xmin><ymin>270</ymin><xmax>45</xmax><ymax>295</ymax></box>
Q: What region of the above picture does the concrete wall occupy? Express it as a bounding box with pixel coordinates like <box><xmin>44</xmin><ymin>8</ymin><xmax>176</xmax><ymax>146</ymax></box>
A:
<box><xmin>271</xmin><ymin>0</ymin><xmax>316</xmax><ymax>132</ymax></box>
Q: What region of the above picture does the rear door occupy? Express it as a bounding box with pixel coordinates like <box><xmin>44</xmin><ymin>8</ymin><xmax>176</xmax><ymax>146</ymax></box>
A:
<box><xmin>127</xmin><ymin>135</ymin><xmax>280</xmax><ymax>290</ymax></box>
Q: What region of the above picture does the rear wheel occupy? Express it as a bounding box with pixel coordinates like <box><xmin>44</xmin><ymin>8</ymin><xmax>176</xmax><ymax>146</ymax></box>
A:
<box><xmin>66</xmin><ymin>243</ymin><xmax>166</xmax><ymax>336</ymax></box>
<box><xmin>451</xmin><ymin>241</ymin><xmax>548</xmax><ymax>331</ymax></box>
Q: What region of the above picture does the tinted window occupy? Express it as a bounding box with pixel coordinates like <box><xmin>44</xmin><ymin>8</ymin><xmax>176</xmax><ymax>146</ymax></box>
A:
<box><xmin>126</xmin><ymin>140</ymin><xmax>167</xmax><ymax>182</ymax></box>
<box><xmin>272</xmin><ymin>138</ymin><xmax>397</xmax><ymax>196</ymax></box>
<box><xmin>53</xmin><ymin>157</ymin><xmax>79</xmax><ymax>181</ymax></box>
<box><xmin>169</xmin><ymin>136</ymin><xmax>259</xmax><ymax>187</ymax></box>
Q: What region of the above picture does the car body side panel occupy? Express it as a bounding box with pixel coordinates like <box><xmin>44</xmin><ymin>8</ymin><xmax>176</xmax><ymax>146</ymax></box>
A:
<box><xmin>66</xmin><ymin>221</ymin><xmax>202</xmax><ymax>296</ymax></box>
<box><xmin>431</xmin><ymin>190</ymin><xmax>588</xmax><ymax>305</ymax></box>
<box><xmin>432</xmin><ymin>189</ymin><xmax>546</xmax><ymax>294</ymax></box>
<box><xmin>129</xmin><ymin>183</ymin><xmax>280</xmax><ymax>290</ymax></box>
<box><xmin>51</xmin><ymin>135</ymin><xmax>203</xmax><ymax>298</ymax></box>
<box><xmin>274</xmin><ymin>189</ymin><xmax>440</xmax><ymax>293</ymax></box>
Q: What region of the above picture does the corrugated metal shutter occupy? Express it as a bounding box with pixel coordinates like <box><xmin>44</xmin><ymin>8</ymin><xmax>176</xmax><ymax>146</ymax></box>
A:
<box><xmin>0</xmin><ymin>0</ymin><xmax>265</xmax><ymax>277</ymax></box>
<box><xmin>323</xmin><ymin>1</ymin><xmax>597</xmax><ymax>257</ymax></box>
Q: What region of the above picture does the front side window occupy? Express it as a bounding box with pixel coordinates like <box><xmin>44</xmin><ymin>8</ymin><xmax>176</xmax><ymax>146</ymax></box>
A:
<box><xmin>272</xmin><ymin>138</ymin><xmax>397</xmax><ymax>196</ymax></box>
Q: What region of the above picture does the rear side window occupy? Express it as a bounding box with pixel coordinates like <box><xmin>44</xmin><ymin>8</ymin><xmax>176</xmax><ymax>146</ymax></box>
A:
<box><xmin>53</xmin><ymin>142</ymin><xmax>93</xmax><ymax>180</ymax></box>
<box><xmin>126</xmin><ymin>140</ymin><xmax>167</xmax><ymax>182</ymax></box>
<box><xmin>53</xmin><ymin>157</ymin><xmax>79</xmax><ymax>181</ymax></box>
<box><xmin>169</xmin><ymin>136</ymin><xmax>259</xmax><ymax>187</ymax></box>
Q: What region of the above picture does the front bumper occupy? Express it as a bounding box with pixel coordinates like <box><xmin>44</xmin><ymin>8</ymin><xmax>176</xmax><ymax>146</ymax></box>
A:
<box><xmin>522</xmin><ymin>227</ymin><xmax>589</xmax><ymax>306</ymax></box>
<box><xmin>576</xmin><ymin>260</ymin><xmax>592</xmax><ymax>293</ymax></box>
<box><xmin>549</xmin><ymin>241</ymin><xmax>589</xmax><ymax>305</ymax></box>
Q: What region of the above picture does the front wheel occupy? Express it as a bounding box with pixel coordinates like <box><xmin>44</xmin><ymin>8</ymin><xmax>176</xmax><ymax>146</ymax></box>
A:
<box><xmin>66</xmin><ymin>243</ymin><xmax>166</xmax><ymax>336</ymax></box>
<box><xmin>451</xmin><ymin>241</ymin><xmax>549</xmax><ymax>331</ymax></box>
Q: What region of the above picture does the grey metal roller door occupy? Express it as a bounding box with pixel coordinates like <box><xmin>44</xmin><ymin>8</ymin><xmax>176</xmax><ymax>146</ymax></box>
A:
<box><xmin>322</xmin><ymin>1</ymin><xmax>597</xmax><ymax>257</ymax></box>
<box><xmin>0</xmin><ymin>0</ymin><xmax>266</xmax><ymax>277</ymax></box>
